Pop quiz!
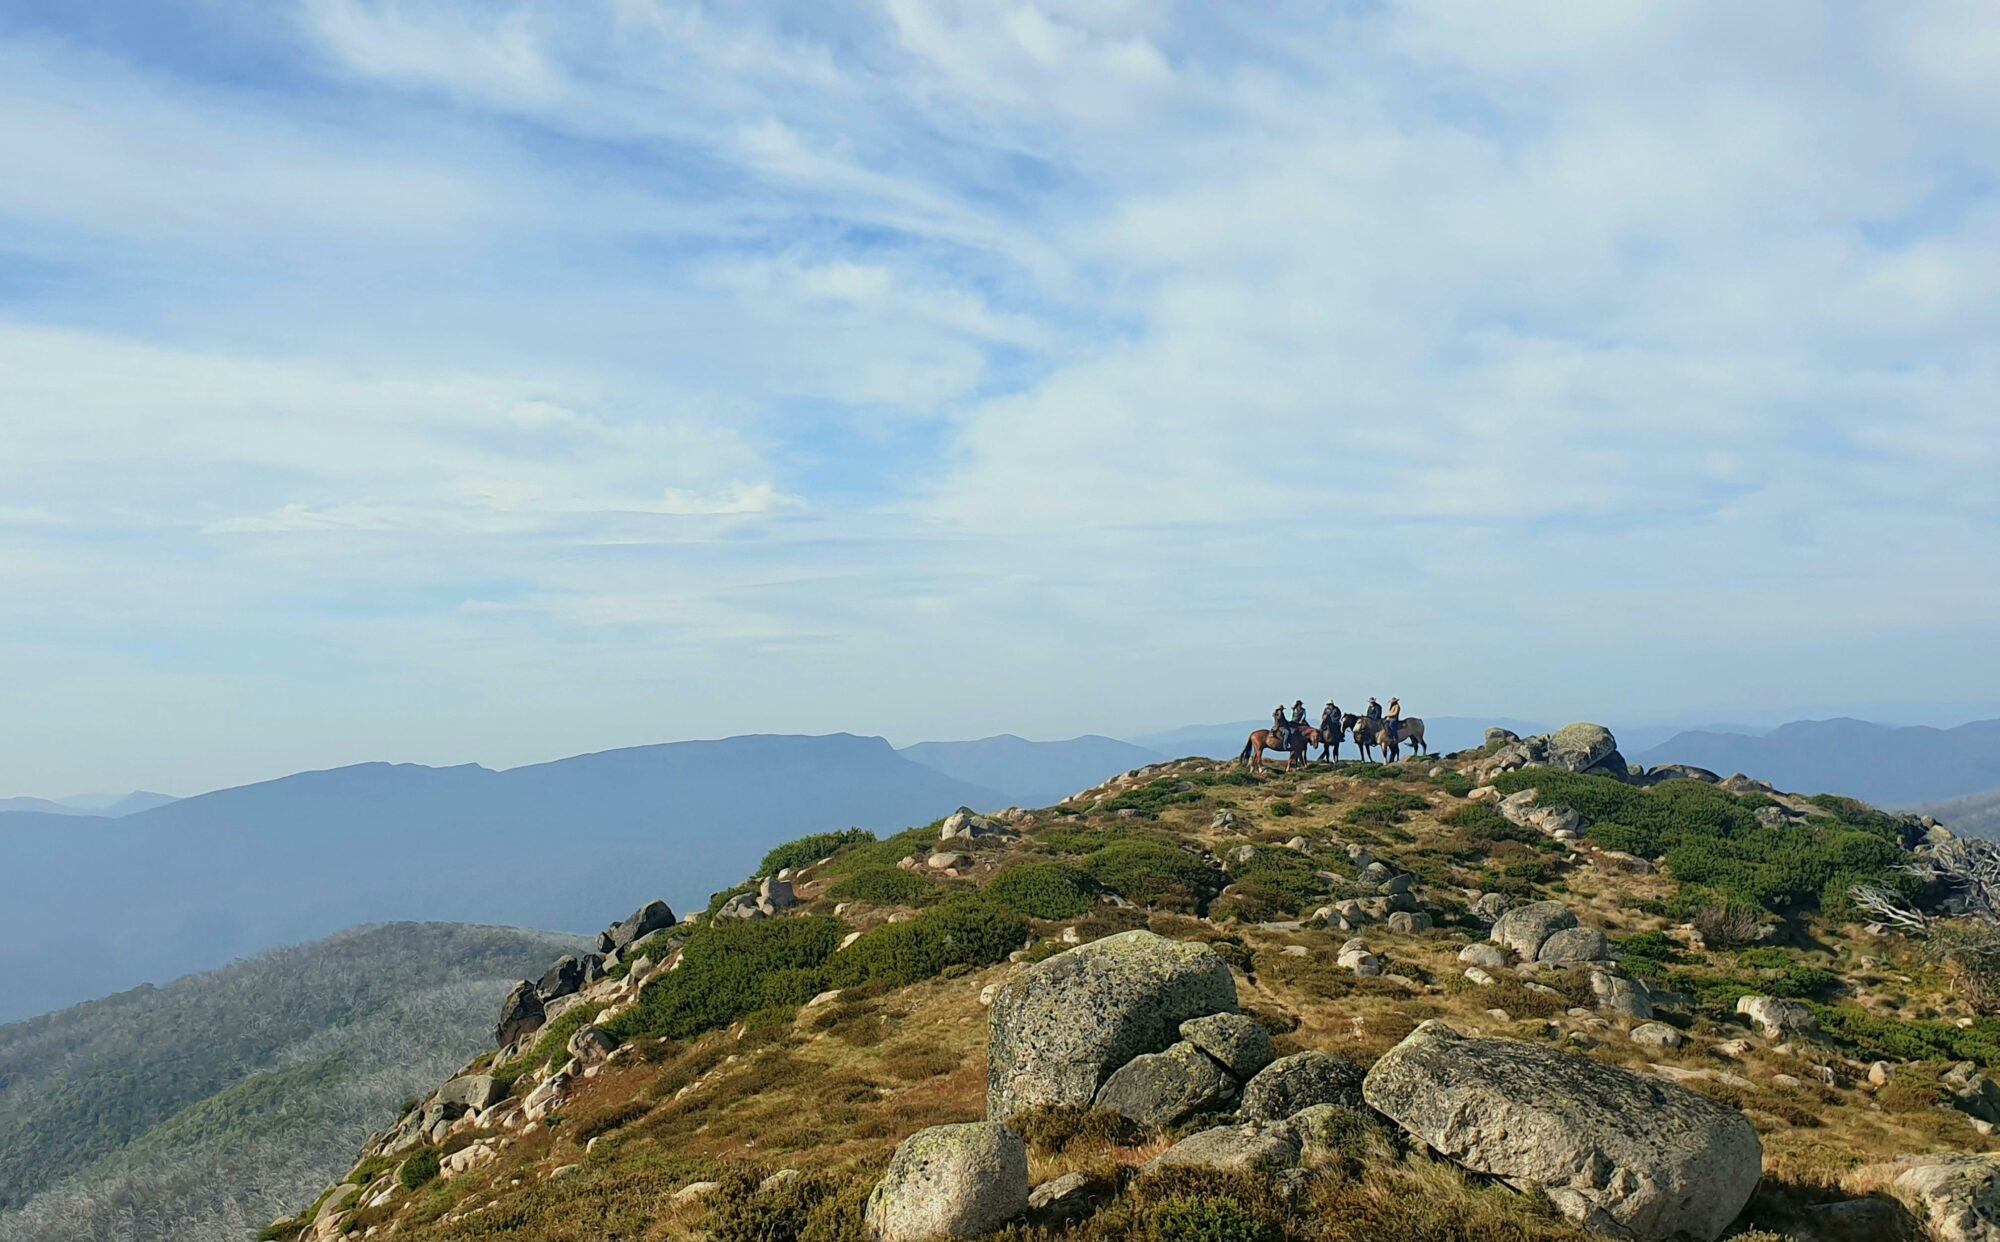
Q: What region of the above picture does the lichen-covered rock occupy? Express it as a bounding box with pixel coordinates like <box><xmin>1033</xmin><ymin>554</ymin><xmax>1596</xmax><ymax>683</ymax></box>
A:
<box><xmin>1179</xmin><ymin>1012</ymin><xmax>1275</xmax><ymax>1080</ymax></box>
<box><xmin>1538</xmin><ymin>926</ymin><xmax>1612</xmax><ymax>965</ymax></box>
<box><xmin>1145</xmin><ymin>1120</ymin><xmax>1301</xmax><ymax>1173</ymax></box>
<box><xmin>1886</xmin><ymin>1154</ymin><xmax>2000</xmax><ymax>1242</ymax></box>
<box><xmin>1590</xmin><ymin>970</ymin><xmax>1655</xmax><ymax>1020</ymax></box>
<box><xmin>606</xmin><ymin>900</ymin><xmax>675</xmax><ymax>952</ymax></box>
<box><xmin>537</xmin><ymin>954</ymin><xmax>583</xmax><ymax>1001</ymax></box>
<box><xmin>1458</xmin><ymin>943</ymin><xmax>1509</xmax><ymax>970</ymax></box>
<box><xmin>1490</xmin><ymin>901</ymin><xmax>1578</xmax><ymax>960</ymax></box>
<box><xmin>1548</xmin><ymin>723</ymin><xmax>1621</xmax><ymax>774</ymax></box>
<box><xmin>1363</xmin><ymin>1021</ymin><xmax>1761</xmax><ymax>1241</ymax></box>
<box><xmin>865</xmin><ymin>1122</ymin><xmax>1028</xmax><ymax>1241</ymax></box>
<box><xmin>1093</xmin><ymin>1040</ymin><xmax>1232</xmax><ymax>1129</ymax></box>
<box><xmin>1238</xmin><ymin>1051</ymin><xmax>1367</xmax><ymax>1122</ymax></box>
<box><xmin>567</xmin><ymin>1023</ymin><xmax>618</xmax><ymax>1066</ymax></box>
<box><xmin>986</xmin><ymin>930</ymin><xmax>1237</xmax><ymax>1120</ymax></box>
<box><xmin>1026</xmin><ymin>1172</ymin><xmax>1097</xmax><ymax>1227</ymax></box>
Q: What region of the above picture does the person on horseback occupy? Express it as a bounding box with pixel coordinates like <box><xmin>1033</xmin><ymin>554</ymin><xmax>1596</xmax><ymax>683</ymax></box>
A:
<box><xmin>1385</xmin><ymin>696</ymin><xmax>1402</xmax><ymax>744</ymax></box>
<box><xmin>1272</xmin><ymin>704</ymin><xmax>1288</xmax><ymax>748</ymax></box>
<box><xmin>1365</xmin><ymin>697</ymin><xmax>1383</xmax><ymax>723</ymax></box>
<box><xmin>1319</xmin><ymin>699</ymin><xmax>1339</xmax><ymax>735</ymax></box>
<box><xmin>1290</xmin><ymin>701</ymin><xmax>1307</xmax><ymax>731</ymax></box>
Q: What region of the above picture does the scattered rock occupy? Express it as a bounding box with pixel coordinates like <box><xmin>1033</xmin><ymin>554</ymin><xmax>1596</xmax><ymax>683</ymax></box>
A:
<box><xmin>986</xmin><ymin>930</ymin><xmax>1237</xmax><ymax>1121</ymax></box>
<box><xmin>1867</xmin><ymin>1060</ymin><xmax>1894</xmax><ymax>1087</ymax></box>
<box><xmin>1179</xmin><ymin>1013</ymin><xmax>1276</xmax><ymax>1081</ymax></box>
<box><xmin>940</xmin><ymin>807</ymin><xmax>1007</xmax><ymax>842</ymax></box>
<box><xmin>1363</xmin><ymin>1021</ymin><xmax>1761</xmax><ymax>1241</ymax></box>
<box><xmin>1464</xmin><ymin>967</ymin><xmax>1496</xmax><ymax>987</ymax></box>
<box><xmin>1547</xmin><ymin>723</ymin><xmax>1624</xmax><ymax>777</ymax></box>
<box><xmin>1590</xmin><ymin>970</ymin><xmax>1654</xmax><ymax>1020</ymax></box>
<box><xmin>1470</xmin><ymin>892</ymin><xmax>1510</xmax><ymax>924</ymax></box>
<box><xmin>1026</xmin><ymin>1172</ymin><xmax>1098</xmax><ymax>1227</ymax></box>
<box><xmin>1458</xmin><ymin>943</ymin><xmax>1509</xmax><ymax>970</ymax></box>
<box><xmin>1146</xmin><ymin>1121</ymin><xmax>1301</xmax><ymax>1173</ymax></box>
<box><xmin>1385</xmin><ymin>911</ymin><xmax>1432</xmax><ymax>934</ymax></box>
<box><xmin>673</xmin><ymin>1181</ymin><xmax>721</xmax><ymax>1204</ymax></box>
<box><xmin>1238</xmin><ymin>1051</ymin><xmax>1367</xmax><ymax>1122</ymax></box>
<box><xmin>567</xmin><ymin>1024</ymin><xmax>619</xmax><ymax>1066</ymax></box>
<box><xmin>1630</xmin><ymin>1022</ymin><xmax>1685</xmax><ymax>1051</ymax></box>
<box><xmin>864</xmin><ymin>1122</ymin><xmax>1028</xmax><ymax>1242</ymax></box>
<box><xmin>1490</xmin><ymin>901</ymin><xmax>1578</xmax><ymax>960</ymax></box>
<box><xmin>1094</xmin><ymin>1041</ymin><xmax>1232</xmax><ymax>1129</ymax></box>
<box><xmin>537</xmin><ymin>955</ymin><xmax>584</xmax><ymax>1001</ymax></box>
<box><xmin>435</xmin><ymin>1074</ymin><xmax>507</xmax><ymax>1112</ymax></box>
<box><xmin>1735</xmin><ymin>995</ymin><xmax>1820</xmax><ymax>1041</ymax></box>
<box><xmin>1537</xmin><ymin>926</ymin><xmax>1612</xmax><ymax>966</ymax></box>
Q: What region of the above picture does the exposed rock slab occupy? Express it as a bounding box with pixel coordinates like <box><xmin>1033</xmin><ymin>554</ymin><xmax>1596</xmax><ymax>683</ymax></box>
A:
<box><xmin>1238</xmin><ymin>1051</ymin><xmax>1367</xmax><ymax>1122</ymax></box>
<box><xmin>1362</xmin><ymin>1020</ymin><xmax>1761</xmax><ymax>1241</ymax></box>
<box><xmin>865</xmin><ymin>1121</ymin><xmax>1028</xmax><ymax>1241</ymax></box>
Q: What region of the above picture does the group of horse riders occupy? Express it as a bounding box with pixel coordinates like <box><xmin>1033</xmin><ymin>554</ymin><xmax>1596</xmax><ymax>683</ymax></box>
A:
<box><xmin>1271</xmin><ymin>696</ymin><xmax>1403</xmax><ymax>751</ymax></box>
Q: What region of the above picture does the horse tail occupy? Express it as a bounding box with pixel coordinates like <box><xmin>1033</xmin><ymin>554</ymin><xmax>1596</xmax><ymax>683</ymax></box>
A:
<box><xmin>1238</xmin><ymin>735</ymin><xmax>1254</xmax><ymax>762</ymax></box>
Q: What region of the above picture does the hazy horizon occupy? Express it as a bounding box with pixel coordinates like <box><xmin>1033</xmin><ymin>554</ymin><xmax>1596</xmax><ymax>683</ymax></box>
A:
<box><xmin>4</xmin><ymin>3</ymin><xmax>1997</xmax><ymax>795</ymax></box>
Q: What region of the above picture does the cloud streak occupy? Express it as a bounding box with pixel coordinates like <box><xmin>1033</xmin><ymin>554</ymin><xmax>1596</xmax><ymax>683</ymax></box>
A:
<box><xmin>0</xmin><ymin>0</ymin><xmax>1996</xmax><ymax>794</ymax></box>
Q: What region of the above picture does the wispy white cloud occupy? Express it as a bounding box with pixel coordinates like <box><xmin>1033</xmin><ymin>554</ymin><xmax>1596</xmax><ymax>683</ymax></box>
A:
<box><xmin>0</xmin><ymin>0</ymin><xmax>1997</xmax><ymax>795</ymax></box>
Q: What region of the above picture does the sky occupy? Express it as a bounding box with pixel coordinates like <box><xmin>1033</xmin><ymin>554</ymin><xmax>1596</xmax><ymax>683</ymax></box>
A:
<box><xmin>2</xmin><ymin>1</ymin><xmax>1998</xmax><ymax>796</ymax></box>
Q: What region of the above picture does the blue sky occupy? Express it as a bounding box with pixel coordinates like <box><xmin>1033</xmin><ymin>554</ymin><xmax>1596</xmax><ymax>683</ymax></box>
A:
<box><xmin>2</xmin><ymin>1</ymin><xmax>1998</xmax><ymax>795</ymax></box>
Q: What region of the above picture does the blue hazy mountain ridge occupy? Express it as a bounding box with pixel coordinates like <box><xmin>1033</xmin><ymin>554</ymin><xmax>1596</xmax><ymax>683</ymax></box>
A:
<box><xmin>0</xmin><ymin>733</ymin><xmax>1004</xmax><ymax>1023</ymax></box>
<box><xmin>897</xmin><ymin>734</ymin><xmax>1168</xmax><ymax>807</ymax></box>
<box><xmin>1637</xmin><ymin>718</ymin><xmax>2000</xmax><ymax>807</ymax></box>
<box><xmin>0</xmin><ymin>791</ymin><xmax>179</xmax><ymax>817</ymax></box>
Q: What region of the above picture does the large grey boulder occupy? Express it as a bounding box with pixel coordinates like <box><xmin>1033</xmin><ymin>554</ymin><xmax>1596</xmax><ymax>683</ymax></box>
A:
<box><xmin>1179</xmin><ymin>1013</ymin><xmax>1275</xmax><ymax>1080</ymax></box>
<box><xmin>1538</xmin><ymin>926</ymin><xmax>1612</xmax><ymax>966</ymax></box>
<box><xmin>1145</xmin><ymin>1121</ymin><xmax>1301</xmax><ymax>1173</ymax></box>
<box><xmin>986</xmin><ymin>930</ymin><xmax>1237</xmax><ymax>1121</ymax></box>
<box><xmin>1363</xmin><ymin>1021</ymin><xmax>1761</xmax><ymax>1241</ymax></box>
<box><xmin>1591</xmin><ymin>970</ymin><xmax>1655</xmax><ymax>1020</ymax></box>
<box><xmin>1093</xmin><ymin>1041</ymin><xmax>1232</xmax><ymax>1129</ymax></box>
<box><xmin>1548</xmin><ymin>723</ymin><xmax>1622</xmax><ymax>775</ymax></box>
<box><xmin>1646</xmin><ymin>763</ymin><xmax>1720</xmax><ymax>784</ymax></box>
<box><xmin>865</xmin><ymin>1122</ymin><xmax>1028</xmax><ymax>1241</ymax></box>
<box><xmin>1238</xmin><ymin>1051</ymin><xmax>1367</xmax><ymax>1122</ymax></box>
<box><xmin>606</xmin><ymin>900</ymin><xmax>676</xmax><ymax>952</ymax></box>
<box><xmin>1886</xmin><ymin>1155</ymin><xmax>2000</xmax><ymax>1242</ymax></box>
<box><xmin>435</xmin><ymin>1074</ymin><xmax>506</xmax><ymax>1112</ymax></box>
<box><xmin>1490</xmin><ymin>901</ymin><xmax>1578</xmax><ymax>960</ymax></box>
<box><xmin>494</xmin><ymin>981</ymin><xmax>544</xmax><ymax>1048</ymax></box>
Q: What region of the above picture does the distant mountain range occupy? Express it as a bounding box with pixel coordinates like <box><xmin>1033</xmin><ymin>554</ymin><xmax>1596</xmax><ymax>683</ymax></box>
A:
<box><xmin>0</xmin><ymin>922</ymin><xmax>580</xmax><ymax>1242</ymax></box>
<box><xmin>1636</xmin><ymin>718</ymin><xmax>2000</xmax><ymax>807</ymax></box>
<box><xmin>0</xmin><ymin>791</ymin><xmax>177</xmax><ymax>817</ymax></box>
<box><xmin>898</xmin><ymin>734</ymin><xmax>1165</xmax><ymax>806</ymax></box>
<box><xmin>0</xmin><ymin>734</ymin><xmax>1004</xmax><ymax>1022</ymax></box>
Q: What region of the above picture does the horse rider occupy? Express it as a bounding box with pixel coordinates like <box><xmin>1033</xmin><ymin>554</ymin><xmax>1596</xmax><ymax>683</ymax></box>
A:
<box><xmin>1365</xmin><ymin>697</ymin><xmax>1383</xmax><ymax>725</ymax></box>
<box><xmin>1385</xmin><ymin>695</ymin><xmax>1403</xmax><ymax>744</ymax></box>
<box><xmin>1290</xmin><ymin>700</ymin><xmax>1308</xmax><ymax>736</ymax></box>
<box><xmin>1272</xmin><ymin>703</ymin><xmax>1289</xmax><ymax>748</ymax></box>
<box><xmin>1319</xmin><ymin>699</ymin><xmax>1340</xmax><ymax>736</ymax></box>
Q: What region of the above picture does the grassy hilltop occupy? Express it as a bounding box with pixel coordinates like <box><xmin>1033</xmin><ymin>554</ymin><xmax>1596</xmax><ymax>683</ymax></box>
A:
<box><xmin>275</xmin><ymin>738</ymin><xmax>2000</xmax><ymax>1242</ymax></box>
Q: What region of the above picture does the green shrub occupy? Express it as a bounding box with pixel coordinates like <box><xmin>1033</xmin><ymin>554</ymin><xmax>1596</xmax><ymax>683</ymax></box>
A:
<box><xmin>496</xmin><ymin>1000</ymin><xmax>606</xmax><ymax>1093</ymax></box>
<box><xmin>1099</xmin><ymin>779</ymin><xmax>1206</xmax><ymax>819</ymax></box>
<box><xmin>826</xmin><ymin>825</ymin><xmax>940</xmax><ymax>874</ymax></box>
<box><xmin>824</xmin><ymin>898</ymin><xmax>1028</xmax><ymax>989</ymax></box>
<box><xmin>607</xmin><ymin>916</ymin><xmax>843</xmax><ymax>1041</ymax></box>
<box><xmin>987</xmin><ymin>861</ymin><xmax>1099</xmax><ymax>919</ymax></box>
<box><xmin>1341</xmin><ymin>763</ymin><xmax>1402</xmax><ymax>781</ymax></box>
<box><xmin>704</xmin><ymin>1169</ymin><xmax>870</xmax><ymax>1242</ymax></box>
<box><xmin>1146</xmin><ymin>1195</ymin><xmax>1278</xmax><ymax>1242</ymax></box>
<box><xmin>1810</xmin><ymin>1004</ymin><xmax>2000</xmax><ymax>1066</ymax></box>
<box><xmin>759</xmin><ymin>828</ymin><xmax>875</xmax><ymax>876</ymax></box>
<box><xmin>1489</xmin><ymin>770</ymin><xmax>1902</xmax><ymax>918</ymax></box>
<box><xmin>704</xmin><ymin>882</ymin><xmax>758</xmax><ymax>919</ymax></box>
<box><xmin>826</xmin><ymin>865</ymin><xmax>940</xmax><ymax>906</ymax></box>
<box><xmin>1268</xmin><ymin>801</ymin><xmax>1295</xmax><ymax>817</ymax></box>
<box><xmin>398</xmin><ymin>1147</ymin><xmax>439</xmax><ymax>1191</ymax></box>
<box><xmin>1082</xmin><ymin>842</ymin><xmax>1221</xmax><ymax>911</ymax></box>
<box><xmin>1010</xmin><ymin>1103</ymin><xmax>1131</xmax><ymax>1153</ymax></box>
<box><xmin>1217</xmin><ymin>850</ymin><xmax>1323</xmax><ymax>919</ymax></box>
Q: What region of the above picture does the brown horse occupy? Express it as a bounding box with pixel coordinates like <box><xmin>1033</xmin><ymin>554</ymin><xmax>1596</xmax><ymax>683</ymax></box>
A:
<box><xmin>1238</xmin><ymin>726</ymin><xmax>1323</xmax><ymax>771</ymax></box>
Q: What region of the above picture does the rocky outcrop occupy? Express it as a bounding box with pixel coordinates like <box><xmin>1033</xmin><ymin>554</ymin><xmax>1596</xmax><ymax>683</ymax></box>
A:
<box><xmin>1238</xmin><ymin>1051</ymin><xmax>1367</xmax><ymax>1122</ymax></box>
<box><xmin>865</xmin><ymin>1122</ymin><xmax>1028</xmax><ymax>1241</ymax></box>
<box><xmin>1882</xmin><ymin>1154</ymin><xmax>2000</xmax><ymax>1242</ymax></box>
<box><xmin>1548</xmin><ymin>723</ymin><xmax>1624</xmax><ymax>776</ymax></box>
<box><xmin>598</xmin><ymin>900</ymin><xmax>675</xmax><ymax>954</ymax></box>
<box><xmin>986</xmin><ymin>930</ymin><xmax>1237</xmax><ymax>1121</ymax></box>
<box><xmin>1537</xmin><ymin>926</ymin><xmax>1612</xmax><ymax>965</ymax></box>
<box><xmin>494</xmin><ymin>981</ymin><xmax>544</xmax><ymax>1048</ymax></box>
<box><xmin>1362</xmin><ymin>1021</ymin><xmax>1761</xmax><ymax>1241</ymax></box>
<box><xmin>1490</xmin><ymin>900</ymin><xmax>1578</xmax><ymax>960</ymax></box>
<box><xmin>434</xmin><ymin>1074</ymin><xmax>506</xmax><ymax>1112</ymax></box>
<box><xmin>939</xmin><ymin>807</ymin><xmax>1008</xmax><ymax>842</ymax></box>
<box><xmin>537</xmin><ymin>955</ymin><xmax>583</xmax><ymax>1001</ymax></box>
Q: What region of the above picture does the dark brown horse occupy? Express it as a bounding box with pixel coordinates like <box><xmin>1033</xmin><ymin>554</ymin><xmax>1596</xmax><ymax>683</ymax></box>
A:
<box><xmin>1238</xmin><ymin>726</ymin><xmax>1324</xmax><ymax>771</ymax></box>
